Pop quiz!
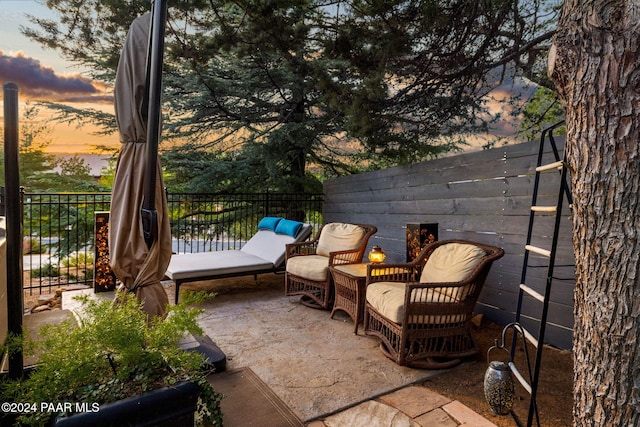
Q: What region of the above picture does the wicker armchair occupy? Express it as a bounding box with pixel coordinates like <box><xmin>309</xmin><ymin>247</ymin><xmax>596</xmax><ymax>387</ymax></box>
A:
<box><xmin>285</xmin><ymin>223</ymin><xmax>377</xmax><ymax>309</ymax></box>
<box><xmin>363</xmin><ymin>239</ymin><xmax>504</xmax><ymax>369</ymax></box>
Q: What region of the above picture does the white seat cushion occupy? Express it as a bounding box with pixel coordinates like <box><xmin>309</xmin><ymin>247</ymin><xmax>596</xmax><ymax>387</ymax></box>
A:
<box><xmin>286</xmin><ymin>254</ymin><xmax>329</xmax><ymax>282</ymax></box>
<box><xmin>316</xmin><ymin>223</ymin><xmax>365</xmax><ymax>257</ymax></box>
<box><xmin>366</xmin><ymin>281</ymin><xmax>459</xmax><ymax>324</ymax></box>
<box><xmin>166</xmin><ymin>251</ymin><xmax>273</xmax><ymax>281</ymax></box>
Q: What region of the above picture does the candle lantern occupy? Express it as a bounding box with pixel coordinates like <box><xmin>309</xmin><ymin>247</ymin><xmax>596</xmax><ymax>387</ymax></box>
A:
<box><xmin>484</xmin><ymin>340</ymin><xmax>515</xmax><ymax>415</ymax></box>
<box><xmin>368</xmin><ymin>245</ymin><xmax>386</xmax><ymax>263</ymax></box>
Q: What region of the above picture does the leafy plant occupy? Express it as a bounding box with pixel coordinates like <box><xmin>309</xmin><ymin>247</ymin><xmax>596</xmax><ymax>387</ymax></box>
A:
<box><xmin>61</xmin><ymin>252</ymin><xmax>94</xmax><ymax>268</ymax></box>
<box><xmin>519</xmin><ymin>86</ymin><xmax>566</xmax><ymax>142</ymax></box>
<box><xmin>29</xmin><ymin>263</ymin><xmax>60</xmax><ymax>278</ymax></box>
<box><xmin>22</xmin><ymin>238</ymin><xmax>45</xmax><ymax>255</ymax></box>
<box><xmin>0</xmin><ymin>292</ymin><xmax>223</xmax><ymax>426</ymax></box>
<box><xmin>81</xmin><ymin>267</ymin><xmax>94</xmax><ymax>282</ymax></box>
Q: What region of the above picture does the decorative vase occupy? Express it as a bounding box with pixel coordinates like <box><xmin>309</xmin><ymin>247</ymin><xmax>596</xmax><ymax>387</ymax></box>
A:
<box><xmin>483</xmin><ymin>360</ymin><xmax>515</xmax><ymax>415</ymax></box>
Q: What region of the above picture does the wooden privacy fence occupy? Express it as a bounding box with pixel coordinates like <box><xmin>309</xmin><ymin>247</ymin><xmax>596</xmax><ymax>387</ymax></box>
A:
<box><xmin>323</xmin><ymin>138</ymin><xmax>575</xmax><ymax>350</ymax></box>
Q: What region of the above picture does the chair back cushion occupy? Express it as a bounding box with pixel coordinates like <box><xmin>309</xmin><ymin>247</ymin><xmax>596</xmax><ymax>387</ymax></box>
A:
<box><xmin>316</xmin><ymin>223</ymin><xmax>365</xmax><ymax>257</ymax></box>
<box><xmin>419</xmin><ymin>243</ymin><xmax>486</xmax><ymax>283</ymax></box>
<box><xmin>419</xmin><ymin>243</ymin><xmax>486</xmax><ymax>299</ymax></box>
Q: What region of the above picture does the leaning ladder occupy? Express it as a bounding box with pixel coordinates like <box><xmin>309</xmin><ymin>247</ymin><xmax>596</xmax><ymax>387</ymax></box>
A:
<box><xmin>510</xmin><ymin>121</ymin><xmax>573</xmax><ymax>427</ymax></box>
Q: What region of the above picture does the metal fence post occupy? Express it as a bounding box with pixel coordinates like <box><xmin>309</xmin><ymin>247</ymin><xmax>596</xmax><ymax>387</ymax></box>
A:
<box><xmin>3</xmin><ymin>81</ymin><xmax>24</xmax><ymax>378</ymax></box>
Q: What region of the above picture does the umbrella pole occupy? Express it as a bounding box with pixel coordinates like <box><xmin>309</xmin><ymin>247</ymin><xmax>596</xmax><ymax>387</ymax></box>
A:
<box><xmin>3</xmin><ymin>82</ymin><xmax>24</xmax><ymax>378</ymax></box>
<box><xmin>142</xmin><ymin>0</ymin><xmax>168</xmax><ymax>249</ymax></box>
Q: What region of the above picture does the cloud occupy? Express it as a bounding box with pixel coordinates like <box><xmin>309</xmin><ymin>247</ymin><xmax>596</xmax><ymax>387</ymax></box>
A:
<box><xmin>0</xmin><ymin>51</ymin><xmax>112</xmax><ymax>103</ymax></box>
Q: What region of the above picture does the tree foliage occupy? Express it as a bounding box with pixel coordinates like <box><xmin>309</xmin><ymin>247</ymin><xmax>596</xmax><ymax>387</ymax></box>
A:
<box><xmin>0</xmin><ymin>104</ymin><xmax>109</xmax><ymax>260</ymax></box>
<box><xmin>518</xmin><ymin>86</ymin><xmax>565</xmax><ymax>142</ymax></box>
<box><xmin>24</xmin><ymin>0</ymin><xmax>560</xmax><ymax>192</ymax></box>
<box><xmin>0</xmin><ymin>103</ymin><xmax>107</xmax><ymax>192</ymax></box>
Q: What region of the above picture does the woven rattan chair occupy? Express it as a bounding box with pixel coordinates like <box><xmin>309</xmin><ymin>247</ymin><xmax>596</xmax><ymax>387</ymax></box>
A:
<box><xmin>285</xmin><ymin>223</ymin><xmax>377</xmax><ymax>309</ymax></box>
<box><xmin>363</xmin><ymin>239</ymin><xmax>504</xmax><ymax>369</ymax></box>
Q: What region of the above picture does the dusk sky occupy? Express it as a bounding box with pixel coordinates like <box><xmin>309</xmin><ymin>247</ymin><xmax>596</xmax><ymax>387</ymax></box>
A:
<box><xmin>0</xmin><ymin>0</ymin><xmax>118</xmax><ymax>154</ymax></box>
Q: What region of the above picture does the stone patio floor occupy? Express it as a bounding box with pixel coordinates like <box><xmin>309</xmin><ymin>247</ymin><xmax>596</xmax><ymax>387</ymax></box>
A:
<box><xmin>57</xmin><ymin>280</ymin><xmax>499</xmax><ymax>427</ymax></box>
<box><xmin>308</xmin><ymin>385</ymin><xmax>497</xmax><ymax>427</ymax></box>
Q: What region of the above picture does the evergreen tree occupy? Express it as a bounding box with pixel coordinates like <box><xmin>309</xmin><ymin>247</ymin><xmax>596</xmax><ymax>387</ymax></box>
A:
<box><xmin>54</xmin><ymin>155</ymin><xmax>106</xmax><ymax>192</ymax></box>
<box><xmin>17</xmin><ymin>103</ymin><xmax>59</xmax><ymax>191</ymax></box>
<box><xmin>24</xmin><ymin>0</ymin><xmax>560</xmax><ymax>192</ymax></box>
<box><xmin>518</xmin><ymin>86</ymin><xmax>565</xmax><ymax>142</ymax></box>
<box><xmin>0</xmin><ymin>104</ymin><xmax>106</xmax><ymax>192</ymax></box>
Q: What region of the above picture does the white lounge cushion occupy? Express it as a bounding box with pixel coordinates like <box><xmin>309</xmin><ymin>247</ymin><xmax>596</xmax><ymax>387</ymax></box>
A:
<box><xmin>165</xmin><ymin>224</ymin><xmax>312</xmax><ymax>282</ymax></box>
<box><xmin>286</xmin><ymin>254</ymin><xmax>329</xmax><ymax>282</ymax></box>
<box><xmin>366</xmin><ymin>281</ymin><xmax>460</xmax><ymax>325</ymax></box>
<box><xmin>316</xmin><ymin>223</ymin><xmax>365</xmax><ymax>257</ymax></box>
<box><xmin>166</xmin><ymin>250</ymin><xmax>273</xmax><ymax>281</ymax></box>
<box><xmin>241</xmin><ymin>228</ymin><xmax>309</xmax><ymax>266</ymax></box>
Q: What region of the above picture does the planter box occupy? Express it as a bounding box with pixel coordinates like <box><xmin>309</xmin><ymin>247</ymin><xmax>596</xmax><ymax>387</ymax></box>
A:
<box><xmin>53</xmin><ymin>381</ymin><xmax>200</xmax><ymax>427</ymax></box>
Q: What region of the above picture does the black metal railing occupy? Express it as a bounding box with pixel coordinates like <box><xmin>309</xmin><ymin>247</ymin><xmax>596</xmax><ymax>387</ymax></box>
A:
<box><xmin>22</xmin><ymin>192</ymin><xmax>112</xmax><ymax>296</ymax></box>
<box><xmin>166</xmin><ymin>191</ymin><xmax>323</xmax><ymax>253</ymax></box>
<box><xmin>3</xmin><ymin>189</ymin><xmax>322</xmax><ymax>295</ymax></box>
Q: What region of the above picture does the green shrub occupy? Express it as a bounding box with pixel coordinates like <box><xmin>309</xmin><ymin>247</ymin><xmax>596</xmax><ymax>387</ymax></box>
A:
<box><xmin>61</xmin><ymin>252</ymin><xmax>94</xmax><ymax>268</ymax></box>
<box><xmin>82</xmin><ymin>267</ymin><xmax>94</xmax><ymax>281</ymax></box>
<box><xmin>0</xmin><ymin>292</ymin><xmax>223</xmax><ymax>426</ymax></box>
<box><xmin>29</xmin><ymin>263</ymin><xmax>60</xmax><ymax>278</ymax></box>
<box><xmin>23</xmin><ymin>238</ymin><xmax>45</xmax><ymax>255</ymax></box>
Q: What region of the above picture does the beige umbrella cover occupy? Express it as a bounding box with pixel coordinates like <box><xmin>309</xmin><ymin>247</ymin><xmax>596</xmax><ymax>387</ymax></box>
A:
<box><xmin>110</xmin><ymin>13</ymin><xmax>171</xmax><ymax>318</ymax></box>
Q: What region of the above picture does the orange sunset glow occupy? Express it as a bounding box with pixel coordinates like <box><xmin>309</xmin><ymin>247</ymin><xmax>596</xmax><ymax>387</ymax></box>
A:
<box><xmin>1</xmin><ymin>50</ymin><xmax>119</xmax><ymax>154</ymax></box>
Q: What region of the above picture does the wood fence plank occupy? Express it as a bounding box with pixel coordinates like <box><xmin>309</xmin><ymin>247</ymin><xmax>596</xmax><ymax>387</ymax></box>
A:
<box><xmin>323</xmin><ymin>139</ymin><xmax>574</xmax><ymax>349</ymax></box>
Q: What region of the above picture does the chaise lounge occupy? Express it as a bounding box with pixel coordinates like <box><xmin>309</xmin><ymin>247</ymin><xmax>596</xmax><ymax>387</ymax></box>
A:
<box><xmin>166</xmin><ymin>217</ymin><xmax>312</xmax><ymax>303</ymax></box>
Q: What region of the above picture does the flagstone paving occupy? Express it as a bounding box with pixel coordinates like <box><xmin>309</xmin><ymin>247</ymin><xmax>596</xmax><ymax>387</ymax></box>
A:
<box><xmin>307</xmin><ymin>386</ymin><xmax>497</xmax><ymax>427</ymax></box>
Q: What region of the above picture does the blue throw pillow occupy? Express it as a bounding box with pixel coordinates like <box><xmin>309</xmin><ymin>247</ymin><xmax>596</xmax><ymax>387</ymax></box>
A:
<box><xmin>257</xmin><ymin>217</ymin><xmax>282</xmax><ymax>231</ymax></box>
<box><xmin>275</xmin><ymin>219</ymin><xmax>303</xmax><ymax>237</ymax></box>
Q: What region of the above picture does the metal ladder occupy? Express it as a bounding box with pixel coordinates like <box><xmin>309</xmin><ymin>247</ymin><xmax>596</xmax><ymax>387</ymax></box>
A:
<box><xmin>510</xmin><ymin>121</ymin><xmax>573</xmax><ymax>426</ymax></box>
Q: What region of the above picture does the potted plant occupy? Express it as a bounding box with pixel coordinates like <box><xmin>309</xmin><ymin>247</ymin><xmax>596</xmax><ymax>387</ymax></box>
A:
<box><xmin>0</xmin><ymin>292</ymin><xmax>223</xmax><ymax>426</ymax></box>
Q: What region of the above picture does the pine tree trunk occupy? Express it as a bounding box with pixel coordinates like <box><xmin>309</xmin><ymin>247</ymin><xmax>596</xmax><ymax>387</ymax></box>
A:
<box><xmin>549</xmin><ymin>1</ymin><xmax>640</xmax><ymax>425</ymax></box>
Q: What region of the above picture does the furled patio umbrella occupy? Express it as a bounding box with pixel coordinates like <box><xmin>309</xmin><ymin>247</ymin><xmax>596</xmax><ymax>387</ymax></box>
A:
<box><xmin>110</xmin><ymin>1</ymin><xmax>171</xmax><ymax>318</ymax></box>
